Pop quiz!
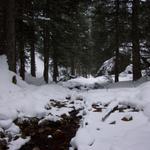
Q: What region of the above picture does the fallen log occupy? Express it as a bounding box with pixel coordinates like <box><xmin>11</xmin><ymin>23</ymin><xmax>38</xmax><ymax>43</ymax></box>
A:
<box><xmin>101</xmin><ymin>101</ymin><xmax>119</xmax><ymax>122</ymax></box>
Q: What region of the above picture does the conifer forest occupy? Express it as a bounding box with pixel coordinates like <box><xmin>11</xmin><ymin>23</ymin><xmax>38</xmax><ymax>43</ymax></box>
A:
<box><xmin>0</xmin><ymin>0</ymin><xmax>150</xmax><ymax>150</ymax></box>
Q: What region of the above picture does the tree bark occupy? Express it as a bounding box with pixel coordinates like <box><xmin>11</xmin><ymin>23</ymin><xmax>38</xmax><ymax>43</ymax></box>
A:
<box><xmin>30</xmin><ymin>28</ymin><xmax>36</xmax><ymax>77</ymax></box>
<box><xmin>114</xmin><ymin>0</ymin><xmax>120</xmax><ymax>82</ymax></box>
<box><xmin>19</xmin><ymin>35</ymin><xmax>25</xmax><ymax>80</ymax></box>
<box><xmin>19</xmin><ymin>1</ymin><xmax>25</xmax><ymax>80</ymax></box>
<box><xmin>0</xmin><ymin>0</ymin><xmax>6</xmax><ymax>55</ymax></box>
<box><xmin>52</xmin><ymin>49</ymin><xmax>59</xmax><ymax>82</ymax></box>
<box><xmin>43</xmin><ymin>28</ymin><xmax>49</xmax><ymax>83</ymax></box>
<box><xmin>6</xmin><ymin>0</ymin><xmax>16</xmax><ymax>73</ymax></box>
<box><xmin>30</xmin><ymin>38</ymin><xmax>36</xmax><ymax>77</ymax></box>
<box><xmin>71</xmin><ymin>57</ymin><xmax>75</xmax><ymax>76</ymax></box>
<box><xmin>43</xmin><ymin>0</ymin><xmax>50</xmax><ymax>83</ymax></box>
<box><xmin>132</xmin><ymin>0</ymin><xmax>142</xmax><ymax>81</ymax></box>
<box><xmin>28</xmin><ymin>1</ymin><xmax>36</xmax><ymax>77</ymax></box>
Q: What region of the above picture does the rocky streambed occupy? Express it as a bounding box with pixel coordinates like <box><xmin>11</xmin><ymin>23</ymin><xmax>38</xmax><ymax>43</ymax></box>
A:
<box><xmin>18</xmin><ymin>110</ymin><xmax>81</xmax><ymax>150</ymax></box>
<box><xmin>0</xmin><ymin>97</ymin><xmax>142</xmax><ymax>150</ymax></box>
<box><xmin>0</xmin><ymin>98</ymin><xmax>84</xmax><ymax>150</ymax></box>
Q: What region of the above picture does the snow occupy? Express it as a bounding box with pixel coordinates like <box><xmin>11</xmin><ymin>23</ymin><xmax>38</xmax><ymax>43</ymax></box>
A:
<box><xmin>8</xmin><ymin>137</ymin><xmax>30</xmax><ymax>150</ymax></box>
<box><xmin>1</xmin><ymin>55</ymin><xmax>150</xmax><ymax>149</ymax></box>
<box><xmin>143</xmin><ymin>103</ymin><xmax>150</xmax><ymax>120</ymax></box>
<box><xmin>0</xmin><ymin>55</ymin><xmax>78</xmax><ymax>127</ymax></box>
<box><xmin>0</xmin><ymin>119</ymin><xmax>13</xmax><ymax>130</ymax></box>
<box><xmin>61</xmin><ymin>76</ymin><xmax>113</xmax><ymax>90</ymax></box>
<box><xmin>71</xmin><ymin>108</ymin><xmax>150</xmax><ymax>150</ymax></box>
<box><xmin>70</xmin><ymin>128</ymin><xmax>95</xmax><ymax>149</ymax></box>
<box><xmin>48</xmin><ymin>135</ymin><xmax>52</xmax><ymax>138</ymax></box>
<box><xmin>38</xmin><ymin>114</ymin><xmax>61</xmax><ymax>125</ymax></box>
<box><xmin>70</xmin><ymin>80</ymin><xmax>150</xmax><ymax>150</ymax></box>
<box><xmin>25</xmin><ymin>53</ymin><xmax>48</xmax><ymax>85</ymax></box>
<box><xmin>37</xmin><ymin>16</ymin><xmax>51</xmax><ymax>21</ymax></box>
<box><xmin>6</xmin><ymin>123</ymin><xmax>20</xmax><ymax>135</ymax></box>
<box><xmin>0</xmin><ymin>56</ymin><xmax>74</xmax><ymax>120</ymax></box>
<box><xmin>124</xmin><ymin>64</ymin><xmax>133</xmax><ymax>74</ymax></box>
<box><xmin>97</xmin><ymin>57</ymin><xmax>115</xmax><ymax>75</ymax></box>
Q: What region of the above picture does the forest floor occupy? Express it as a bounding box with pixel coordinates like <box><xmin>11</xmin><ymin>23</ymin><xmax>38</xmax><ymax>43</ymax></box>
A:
<box><xmin>1</xmin><ymin>55</ymin><xmax>150</xmax><ymax>150</ymax></box>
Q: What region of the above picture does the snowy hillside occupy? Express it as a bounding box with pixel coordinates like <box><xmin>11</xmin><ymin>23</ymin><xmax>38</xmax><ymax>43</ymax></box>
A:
<box><xmin>0</xmin><ymin>55</ymin><xmax>83</xmax><ymax>149</ymax></box>
<box><xmin>1</xmin><ymin>55</ymin><xmax>150</xmax><ymax>150</ymax></box>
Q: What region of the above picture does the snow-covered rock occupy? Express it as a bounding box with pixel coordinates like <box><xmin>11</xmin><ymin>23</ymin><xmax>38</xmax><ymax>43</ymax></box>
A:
<box><xmin>61</xmin><ymin>76</ymin><xmax>112</xmax><ymax>90</ymax></box>
<box><xmin>8</xmin><ymin>137</ymin><xmax>30</xmax><ymax>150</ymax></box>
<box><xmin>97</xmin><ymin>54</ymin><xmax>130</xmax><ymax>76</ymax></box>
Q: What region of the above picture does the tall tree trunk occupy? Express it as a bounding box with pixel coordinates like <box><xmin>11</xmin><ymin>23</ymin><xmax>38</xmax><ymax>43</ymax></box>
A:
<box><xmin>0</xmin><ymin>0</ymin><xmax>6</xmax><ymax>55</ymax></box>
<box><xmin>52</xmin><ymin>49</ymin><xmax>59</xmax><ymax>82</ymax></box>
<box><xmin>29</xmin><ymin>1</ymin><xmax>36</xmax><ymax>77</ymax></box>
<box><xmin>43</xmin><ymin>0</ymin><xmax>49</xmax><ymax>83</ymax></box>
<box><xmin>6</xmin><ymin>0</ymin><xmax>16</xmax><ymax>73</ymax></box>
<box><xmin>43</xmin><ymin>29</ymin><xmax>49</xmax><ymax>83</ymax></box>
<box><xmin>19</xmin><ymin>35</ymin><xmax>25</xmax><ymax>80</ymax></box>
<box><xmin>114</xmin><ymin>0</ymin><xmax>120</xmax><ymax>82</ymax></box>
<box><xmin>71</xmin><ymin>57</ymin><xmax>75</xmax><ymax>76</ymax></box>
<box><xmin>19</xmin><ymin>2</ymin><xmax>25</xmax><ymax>80</ymax></box>
<box><xmin>30</xmin><ymin>37</ymin><xmax>36</xmax><ymax>77</ymax></box>
<box><xmin>30</xmin><ymin>28</ymin><xmax>36</xmax><ymax>77</ymax></box>
<box><xmin>132</xmin><ymin>0</ymin><xmax>142</xmax><ymax>81</ymax></box>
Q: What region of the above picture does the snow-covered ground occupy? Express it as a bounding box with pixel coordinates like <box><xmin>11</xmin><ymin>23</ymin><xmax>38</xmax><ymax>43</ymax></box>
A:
<box><xmin>25</xmin><ymin>53</ymin><xmax>49</xmax><ymax>85</ymax></box>
<box><xmin>1</xmin><ymin>55</ymin><xmax>150</xmax><ymax>150</ymax></box>
<box><xmin>0</xmin><ymin>55</ymin><xmax>82</xmax><ymax>149</ymax></box>
<box><xmin>70</xmin><ymin>83</ymin><xmax>150</xmax><ymax>150</ymax></box>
